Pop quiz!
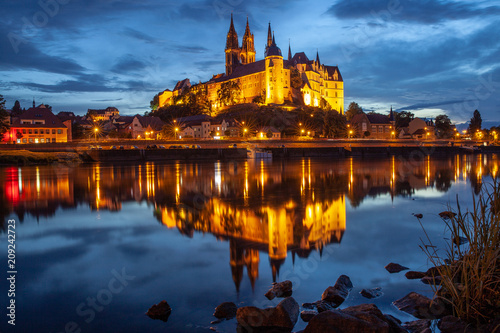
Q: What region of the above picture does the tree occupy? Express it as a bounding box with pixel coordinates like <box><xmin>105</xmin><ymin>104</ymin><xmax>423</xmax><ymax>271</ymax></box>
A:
<box><xmin>0</xmin><ymin>95</ymin><xmax>10</xmax><ymax>137</ymax></box>
<box><xmin>266</xmin><ymin>130</ymin><xmax>273</xmax><ymax>139</ymax></box>
<box><xmin>150</xmin><ymin>93</ymin><xmax>160</xmax><ymax>111</ymax></box>
<box><xmin>468</xmin><ymin>109</ymin><xmax>482</xmax><ymax>134</ymax></box>
<box><xmin>217</xmin><ymin>80</ymin><xmax>241</xmax><ymax>107</ymax></box>
<box><xmin>434</xmin><ymin>114</ymin><xmax>453</xmax><ymax>138</ymax></box>
<box><xmin>395</xmin><ymin>111</ymin><xmax>414</xmax><ymax>130</ymax></box>
<box><xmin>290</xmin><ymin>68</ymin><xmax>303</xmax><ymax>89</ymax></box>
<box><xmin>345</xmin><ymin>102</ymin><xmax>362</xmax><ymax>121</ymax></box>
<box><xmin>11</xmin><ymin>100</ymin><xmax>22</xmax><ymax>116</ymax></box>
<box><xmin>323</xmin><ymin>110</ymin><xmax>346</xmax><ymax>138</ymax></box>
<box><xmin>252</xmin><ymin>90</ymin><xmax>265</xmax><ymax>104</ymax></box>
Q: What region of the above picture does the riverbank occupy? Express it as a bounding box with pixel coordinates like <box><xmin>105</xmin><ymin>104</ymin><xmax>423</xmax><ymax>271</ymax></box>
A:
<box><xmin>0</xmin><ymin>150</ymin><xmax>82</xmax><ymax>165</ymax></box>
<box><xmin>1</xmin><ymin>143</ymin><xmax>499</xmax><ymax>164</ymax></box>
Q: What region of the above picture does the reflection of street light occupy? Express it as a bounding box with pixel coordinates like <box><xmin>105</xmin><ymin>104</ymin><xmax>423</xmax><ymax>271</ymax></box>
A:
<box><xmin>94</xmin><ymin>127</ymin><xmax>98</xmax><ymax>142</ymax></box>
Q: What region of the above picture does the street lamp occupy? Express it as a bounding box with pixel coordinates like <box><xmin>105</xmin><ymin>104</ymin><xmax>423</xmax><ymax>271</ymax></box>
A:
<box><xmin>391</xmin><ymin>131</ymin><xmax>395</xmax><ymax>139</ymax></box>
<box><xmin>175</xmin><ymin>127</ymin><xmax>179</xmax><ymax>140</ymax></box>
<box><xmin>349</xmin><ymin>130</ymin><xmax>353</xmax><ymax>139</ymax></box>
<box><xmin>94</xmin><ymin>127</ymin><xmax>98</xmax><ymax>142</ymax></box>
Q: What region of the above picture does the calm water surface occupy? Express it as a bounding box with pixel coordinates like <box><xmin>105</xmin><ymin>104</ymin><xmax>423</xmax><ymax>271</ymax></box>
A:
<box><xmin>0</xmin><ymin>154</ymin><xmax>498</xmax><ymax>332</ymax></box>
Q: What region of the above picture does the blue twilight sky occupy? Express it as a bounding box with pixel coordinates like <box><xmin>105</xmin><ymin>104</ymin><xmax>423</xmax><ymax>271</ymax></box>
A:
<box><xmin>1</xmin><ymin>0</ymin><xmax>499</xmax><ymax>125</ymax></box>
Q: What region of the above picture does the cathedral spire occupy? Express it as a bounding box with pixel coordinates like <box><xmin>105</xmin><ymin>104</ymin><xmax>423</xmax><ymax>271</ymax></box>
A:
<box><xmin>225</xmin><ymin>13</ymin><xmax>239</xmax><ymax>50</ymax></box>
<box><xmin>288</xmin><ymin>40</ymin><xmax>292</xmax><ymax>61</ymax></box>
<box><xmin>316</xmin><ymin>50</ymin><xmax>320</xmax><ymax>65</ymax></box>
<box><xmin>241</xmin><ymin>16</ymin><xmax>255</xmax><ymax>64</ymax></box>
<box><xmin>267</xmin><ymin>22</ymin><xmax>272</xmax><ymax>47</ymax></box>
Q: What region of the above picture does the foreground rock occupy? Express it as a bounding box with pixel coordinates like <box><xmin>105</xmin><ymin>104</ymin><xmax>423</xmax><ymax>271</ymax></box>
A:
<box><xmin>403</xmin><ymin>319</ymin><xmax>432</xmax><ymax>333</ymax></box>
<box><xmin>300</xmin><ymin>310</ymin><xmax>318</xmax><ymax>322</ymax></box>
<box><xmin>264</xmin><ymin>280</ymin><xmax>293</xmax><ymax>300</ymax></box>
<box><xmin>146</xmin><ymin>300</ymin><xmax>172</xmax><ymax>322</ymax></box>
<box><xmin>236</xmin><ymin>297</ymin><xmax>299</xmax><ymax>332</ymax></box>
<box><xmin>385</xmin><ymin>263</ymin><xmax>409</xmax><ymax>273</ymax></box>
<box><xmin>213</xmin><ymin>301</ymin><xmax>237</xmax><ymax>319</ymax></box>
<box><xmin>393</xmin><ymin>292</ymin><xmax>450</xmax><ymax>319</ymax></box>
<box><xmin>360</xmin><ymin>287</ymin><xmax>383</xmax><ymax>299</ymax></box>
<box><xmin>405</xmin><ymin>271</ymin><xmax>426</xmax><ymax>279</ymax></box>
<box><xmin>420</xmin><ymin>276</ymin><xmax>442</xmax><ymax>285</ymax></box>
<box><xmin>304</xmin><ymin>303</ymin><xmax>405</xmax><ymax>333</ymax></box>
<box><xmin>321</xmin><ymin>275</ymin><xmax>353</xmax><ymax>307</ymax></box>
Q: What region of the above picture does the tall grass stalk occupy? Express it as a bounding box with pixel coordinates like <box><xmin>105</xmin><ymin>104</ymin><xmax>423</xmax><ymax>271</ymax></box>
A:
<box><xmin>419</xmin><ymin>179</ymin><xmax>500</xmax><ymax>325</ymax></box>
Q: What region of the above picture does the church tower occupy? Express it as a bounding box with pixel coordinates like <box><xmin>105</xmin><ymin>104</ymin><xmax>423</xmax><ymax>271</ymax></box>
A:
<box><xmin>240</xmin><ymin>17</ymin><xmax>255</xmax><ymax>65</ymax></box>
<box><xmin>265</xmin><ymin>27</ymin><xmax>284</xmax><ymax>104</ymax></box>
<box><xmin>225</xmin><ymin>14</ymin><xmax>240</xmax><ymax>76</ymax></box>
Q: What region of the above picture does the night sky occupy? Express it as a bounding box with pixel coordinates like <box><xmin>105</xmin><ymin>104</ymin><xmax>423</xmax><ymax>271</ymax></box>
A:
<box><xmin>1</xmin><ymin>0</ymin><xmax>499</xmax><ymax>125</ymax></box>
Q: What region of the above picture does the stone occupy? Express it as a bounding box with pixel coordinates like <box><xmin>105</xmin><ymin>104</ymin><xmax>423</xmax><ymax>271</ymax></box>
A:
<box><xmin>360</xmin><ymin>287</ymin><xmax>383</xmax><ymax>299</ymax></box>
<box><xmin>384</xmin><ymin>314</ymin><xmax>406</xmax><ymax>333</ymax></box>
<box><xmin>393</xmin><ymin>292</ymin><xmax>434</xmax><ymax>319</ymax></box>
<box><xmin>421</xmin><ymin>276</ymin><xmax>442</xmax><ymax>285</ymax></box>
<box><xmin>438</xmin><ymin>315</ymin><xmax>474</xmax><ymax>333</ymax></box>
<box><xmin>301</xmin><ymin>303</ymin><xmax>316</xmax><ymax>310</ymax></box>
<box><xmin>413</xmin><ymin>213</ymin><xmax>423</xmax><ymax>219</ymax></box>
<box><xmin>213</xmin><ymin>301</ymin><xmax>237</xmax><ymax>319</ymax></box>
<box><xmin>236</xmin><ymin>297</ymin><xmax>299</xmax><ymax>332</ymax></box>
<box><xmin>314</xmin><ymin>300</ymin><xmax>337</xmax><ymax>312</ymax></box>
<box><xmin>403</xmin><ymin>319</ymin><xmax>432</xmax><ymax>333</ymax></box>
<box><xmin>146</xmin><ymin>300</ymin><xmax>172</xmax><ymax>322</ymax></box>
<box><xmin>304</xmin><ymin>303</ymin><xmax>405</xmax><ymax>333</ymax></box>
<box><xmin>405</xmin><ymin>271</ymin><xmax>426</xmax><ymax>279</ymax></box>
<box><xmin>439</xmin><ymin>211</ymin><xmax>457</xmax><ymax>220</ymax></box>
<box><xmin>264</xmin><ymin>280</ymin><xmax>293</xmax><ymax>300</ymax></box>
<box><xmin>300</xmin><ymin>310</ymin><xmax>318</xmax><ymax>322</ymax></box>
<box><xmin>452</xmin><ymin>236</ymin><xmax>468</xmax><ymax>246</ymax></box>
<box><xmin>321</xmin><ymin>275</ymin><xmax>353</xmax><ymax>306</ymax></box>
<box><xmin>385</xmin><ymin>262</ymin><xmax>409</xmax><ymax>273</ymax></box>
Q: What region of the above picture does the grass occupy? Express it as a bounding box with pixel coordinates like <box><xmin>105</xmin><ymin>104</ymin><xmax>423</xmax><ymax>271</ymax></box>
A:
<box><xmin>419</xmin><ymin>179</ymin><xmax>500</xmax><ymax>326</ymax></box>
<box><xmin>0</xmin><ymin>150</ymin><xmax>82</xmax><ymax>165</ymax></box>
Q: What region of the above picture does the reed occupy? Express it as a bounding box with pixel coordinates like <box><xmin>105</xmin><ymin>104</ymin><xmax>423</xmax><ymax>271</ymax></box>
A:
<box><xmin>419</xmin><ymin>179</ymin><xmax>500</xmax><ymax>325</ymax></box>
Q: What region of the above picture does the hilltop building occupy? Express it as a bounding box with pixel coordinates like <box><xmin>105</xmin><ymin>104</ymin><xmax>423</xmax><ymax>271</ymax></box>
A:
<box><xmin>159</xmin><ymin>15</ymin><xmax>344</xmax><ymax>112</ymax></box>
<box><xmin>87</xmin><ymin>107</ymin><xmax>119</xmax><ymax>121</ymax></box>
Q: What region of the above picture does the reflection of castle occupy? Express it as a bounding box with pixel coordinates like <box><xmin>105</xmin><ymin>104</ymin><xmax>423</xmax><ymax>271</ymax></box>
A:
<box><xmin>161</xmin><ymin>196</ymin><xmax>346</xmax><ymax>288</ymax></box>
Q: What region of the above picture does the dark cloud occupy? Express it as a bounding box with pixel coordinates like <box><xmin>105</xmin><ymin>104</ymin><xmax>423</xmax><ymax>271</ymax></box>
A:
<box><xmin>326</xmin><ymin>0</ymin><xmax>500</xmax><ymax>24</ymax></box>
<box><xmin>396</xmin><ymin>99</ymin><xmax>471</xmax><ymax>111</ymax></box>
<box><xmin>123</xmin><ymin>27</ymin><xmax>157</xmax><ymax>43</ymax></box>
<box><xmin>0</xmin><ymin>23</ymin><xmax>85</xmax><ymax>75</ymax></box>
<box><xmin>111</xmin><ymin>54</ymin><xmax>149</xmax><ymax>74</ymax></box>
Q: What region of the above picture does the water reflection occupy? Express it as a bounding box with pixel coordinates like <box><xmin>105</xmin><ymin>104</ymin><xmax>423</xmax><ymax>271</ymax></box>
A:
<box><xmin>0</xmin><ymin>154</ymin><xmax>498</xmax><ymax>288</ymax></box>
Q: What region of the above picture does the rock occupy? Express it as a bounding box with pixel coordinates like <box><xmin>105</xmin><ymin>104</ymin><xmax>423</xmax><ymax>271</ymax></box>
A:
<box><xmin>321</xmin><ymin>275</ymin><xmax>353</xmax><ymax>306</ymax></box>
<box><xmin>300</xmin><ymin>310</ymin><xmax>318</xmax><ymax>322</ymax></box>
<box><xmin>425</xmin><ymin>265</ymin><xmax>446</xmax><ymax>277</ymax></box>
<box><xmin>146</xmin><ymin>300</ymin><xmax>172</xmax><ymax>322</ymax></box>
<box><xmin>403</xmin><ymin>319</ymin><xmax>432</xmax><ymax>333</ymax></box>
<box><xmin>301</xmin><ymin>303</ymin><xmax>316</xmax><ymax>310</ymax></box>
<box><xmin>314</xmin><ymin>300</ymin><xmax>337</xmax><ymax>313</ymax></box>
<box><xmin>384</xmin><ymin>314</ymin><xmax>406</xmax><ymax>333</ymax></box>
<box><xmin>385</xmin><ymin>262</ymin><xmax>409</xmax><ymax>273</ymax></box>
<box><xmin>360</xmin><ymin>287</ymin><xmax>383</xmax><ymax>299</ymax></box>
<box><xmin>213</xmin><ymin>301</ymin><xmax>237</xmax><ymax>319</ymax></box>
<box><xmin>413</xmin><ymin>213</ymin><xmax>423</xmax><ymax>219</ymax></box>
<box><xmin>236</xmin><ymin>297</ymin><xmax>299</xmax><ymax>332</ymax></box>
<box><xmin>304</xmin><ymin>303</ymin><xmax>405</xmax><ymax>333</ymax></box>
<box><xmin>420</xmin><ymin>276</ymin><xmax>442</xmax><ymax>285</ymax></box>
<box><xmin>393</xmin><ymin>292</ymin><xmax>433</xmax><ymax>319</ymax></box>
<box><xmin>438</xmin><ymin>315</ymin><xmax>474</xmax><ymax>333</ymax></box>
<box><xmin>439</xmin><ymin>211</ymin><xmax>457</xmax><ymax>220</ymax></box>
<box><xmin>405</xmin><ymin>271</ymin><xmax>426</xmax><ymax>279</ymax></box>
<box><xmin>264</xmin><ymin>280</ymin><xmax>293</xmax><ymax>300</ymax></box>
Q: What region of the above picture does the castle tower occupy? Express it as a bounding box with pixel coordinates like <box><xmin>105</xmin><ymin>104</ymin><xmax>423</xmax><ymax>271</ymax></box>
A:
<box><xmin>225</xmin><ymin>13</ymin><xmax>240</xmax><ymax>76</ymax></box>
<box><xmin>240</xmin><ymin>17</ymin><xmax>255</xmax><ymax>65</ymax></box>
<box><xmin>265</xmin><ymin>30</ymin><xmax>284</xmax><ymax>104</ymax></box>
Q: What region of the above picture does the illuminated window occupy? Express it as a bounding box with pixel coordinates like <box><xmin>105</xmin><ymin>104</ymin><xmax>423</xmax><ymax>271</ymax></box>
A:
<box><xmin>57</xmin><ymin>129</ymin><xmax>62</xmax><ymax>134</ymax></box>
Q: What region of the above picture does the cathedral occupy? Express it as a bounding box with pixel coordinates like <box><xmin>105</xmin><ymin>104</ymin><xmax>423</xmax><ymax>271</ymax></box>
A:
<box><xmin>159</xmin><ymin>15</ymin><xmax>344</xmax><ymax>113</ymax></box>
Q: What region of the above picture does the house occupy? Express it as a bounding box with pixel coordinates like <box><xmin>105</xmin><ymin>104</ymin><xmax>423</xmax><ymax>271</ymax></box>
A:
<box><xmin>88</xmin><ymin>107</ymin><xmax>119</xmax><ymax>121</ymax></box>
<box><xmin>4</xmin><ymin>105</ymin><xmax>71</xmax><ymax>143</ymax></box>
<box><xmin>131</xmin><ymin>115</ymin><xmax>165</xmax><ymax>139</ymax></box>
<box><xmin>350</xmin><ymin>109</ymin><xmax>395</xmax><ymax>139</ymax></box>
<box><xmin>257</xmin><ymin>126</ymin><xmax>281</xmax><ymax>139</ymax></box>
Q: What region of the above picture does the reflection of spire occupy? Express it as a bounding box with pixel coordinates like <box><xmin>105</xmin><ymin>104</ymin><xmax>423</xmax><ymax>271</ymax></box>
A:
<box><xmin>230</xmin><ymin>239</ymin><xmax>244</xmax><ymax>293</ymax></box>
<box><xmin>245</xmin><ymin>249</ymin><xmax>259</xmax><ymax>291</ymax></box>
<box><xmin>270</xmin><ymin>258</ymin><xmax>285</xmax><ymax>282</ymax></box>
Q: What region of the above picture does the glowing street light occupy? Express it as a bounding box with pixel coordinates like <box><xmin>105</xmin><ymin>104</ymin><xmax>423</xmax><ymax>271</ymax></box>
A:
<box><xmin>175</xmin><ymin>127</ymin><xmax>179</xmax><ymax>140</ymax></box>
<box><xmin>349</xmin><ymin>130</ymin><xmax>353</xmax><ymax>139</ymax></box>
<box><xmin>94</xmin><ymin>127</ymin><xmax>99</xmax><ymax>142</ymax></box>
<box><xmin>391</xmin><ymin>131</ymin><xmax>395</xmax><ymax>139</ymax></box>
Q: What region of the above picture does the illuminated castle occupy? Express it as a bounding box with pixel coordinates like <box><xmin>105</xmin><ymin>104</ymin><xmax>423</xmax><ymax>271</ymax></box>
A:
<box><xmin>159</xmin><ymin>15</ymin><xmax>344</xmax><ymax>112</ymax></box>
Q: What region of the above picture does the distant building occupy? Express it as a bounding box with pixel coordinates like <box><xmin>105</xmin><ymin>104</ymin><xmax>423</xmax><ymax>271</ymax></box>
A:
<box><xmin>350</xmin><ymin>108</ymin><xmax>396</xmax><ymax>139</ymax></box>
<box><xmin>404</xmin><ymin>118</ymin><xmax>436</xmax><ymax>140</ymax></box>
<box><xmin>4</xmin><ymin>104</ymin><xmax>71</xmax><ymax>143</ymax></box>
<box><xmin>87</xmin><ymin>107</ymin><xmax>119</xmax><ymax>121</ymax></box>
<box><xmin>257</xmin><ymin>126</ymin><xmax>281</xmax><ymax>139</ymax></box>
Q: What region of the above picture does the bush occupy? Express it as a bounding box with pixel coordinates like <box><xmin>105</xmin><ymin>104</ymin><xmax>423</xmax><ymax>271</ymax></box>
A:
<box><xmin>419</xmin><ymin>179</ymin><xmax>500</xmax><ymax>325</ymax></box>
